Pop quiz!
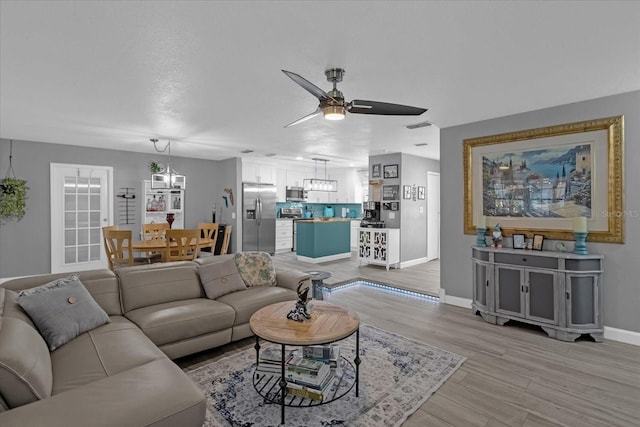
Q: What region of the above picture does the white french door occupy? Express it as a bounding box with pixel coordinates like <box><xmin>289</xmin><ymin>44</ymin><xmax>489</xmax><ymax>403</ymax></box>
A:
<box><xmin>51</xmin><ymin>163</ymin><xmax>113</xmax><ymax>273</ymax></box>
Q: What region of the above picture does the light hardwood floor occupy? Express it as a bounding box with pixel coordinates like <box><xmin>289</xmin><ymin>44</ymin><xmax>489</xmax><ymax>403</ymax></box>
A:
<box><xmin>177</xmin><ymin>253</ymin><xmax>640</xmax><ymax>427</ymax></box>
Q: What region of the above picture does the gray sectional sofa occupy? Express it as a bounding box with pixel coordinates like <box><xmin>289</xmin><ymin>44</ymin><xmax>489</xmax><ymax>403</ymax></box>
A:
<box><xmin>0</xmin><ymin>254</ymin><xmax>310</xmax><ymax>427</ymax></box>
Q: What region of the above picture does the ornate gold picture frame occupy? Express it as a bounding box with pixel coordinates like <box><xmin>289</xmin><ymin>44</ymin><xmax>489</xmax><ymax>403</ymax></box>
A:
<box><xmin>463</xmin><ymin>116</ymin><xmax>624</xmax><ymax>243</ymax></box>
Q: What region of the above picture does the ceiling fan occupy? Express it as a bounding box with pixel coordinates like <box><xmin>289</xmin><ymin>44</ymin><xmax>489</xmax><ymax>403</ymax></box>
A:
<box><xmin>282</xmin><ymin>68</ymin><xmax>427</xmax><ymax>128</ymax></box>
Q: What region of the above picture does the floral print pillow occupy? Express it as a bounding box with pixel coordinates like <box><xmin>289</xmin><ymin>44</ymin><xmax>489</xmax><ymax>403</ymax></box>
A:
<box><xmin>234</xmin><ymin>252</ymin><xmax>277</xmax><ymax>287</ymax></box>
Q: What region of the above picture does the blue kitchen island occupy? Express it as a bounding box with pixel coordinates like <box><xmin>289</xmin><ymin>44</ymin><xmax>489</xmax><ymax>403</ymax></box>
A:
<box><xmin>295</xmin><ymin>219</ymin><xmax>351</xmax><ymax>263</ymax></box>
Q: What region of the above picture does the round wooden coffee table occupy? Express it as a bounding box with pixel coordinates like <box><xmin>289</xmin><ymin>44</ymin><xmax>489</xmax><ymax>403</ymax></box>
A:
<box><xmin>249</xmin><ymin>301</ymin><xmax>360</xmax><ymax>425</ymax></box>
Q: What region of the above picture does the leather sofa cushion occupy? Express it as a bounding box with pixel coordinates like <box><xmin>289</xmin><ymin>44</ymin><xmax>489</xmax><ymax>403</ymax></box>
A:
<box><xmin>117</xmin><ymin>263</ymin><xmax>204</xmax><ymax>312</ymax></box>
<box><xmin>0</xmin><ymin>316</ymin><xmax>53</xmax><ymax>408</ymax></box>
<box><xmin>51</xmin><ymin>316</ymin><xmax>165</xmax><ymax>395</ymax></box>
<box><xmin>125</xmin><ymin>298</ymin><xmax>235</xmax><ymax>347</ymax></box>
<box><xmin>1</xmin><ymin>270</ymin><xmax>121</xmax><ymax>316</ymax></box>
<box><xmin>198</xmin><ymin>257</ymin><xmax>246</xmax><ymax>299</ymax></box>
<box><xmin>0</xmin><ymin>358</ymin><xmax>205</xmax><ymax>427</ymax></box>
<box><xmin>216</xmin><ymin>286</ymin><xmax>297</xmax><ymax>325</ymax></box>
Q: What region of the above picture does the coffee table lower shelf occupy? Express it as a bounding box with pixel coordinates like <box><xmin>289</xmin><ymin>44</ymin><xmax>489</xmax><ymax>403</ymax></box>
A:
<box><xmin>253</xmin><ymin>356</ymin><xmax>356</xmax><ymax>407</ymax></box>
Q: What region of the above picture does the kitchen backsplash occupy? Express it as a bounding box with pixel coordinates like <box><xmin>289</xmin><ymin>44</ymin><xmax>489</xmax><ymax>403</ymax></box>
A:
<box><xmin>276</xmin><ymin>202</ymin><xmax>362</xmax><ymax>218</ymax></box>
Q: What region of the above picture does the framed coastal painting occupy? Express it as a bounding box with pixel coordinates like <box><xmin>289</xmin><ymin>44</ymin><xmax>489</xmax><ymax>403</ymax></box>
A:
<box><xmin>463</xmin><ymin>116</ymin><xmax>624</xmax><ymax>243</ymax></box>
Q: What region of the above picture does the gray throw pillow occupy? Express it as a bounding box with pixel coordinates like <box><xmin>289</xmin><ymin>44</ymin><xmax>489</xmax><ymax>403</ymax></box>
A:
<box><xmin>199</xmin><ymin>258</ymin><xmax>247</xmax><ymax>299</ymax></box>
<box><xmin>17</xmin><ymin>274</ymin><xmax>111</xmax><ymax>351</ymax></box>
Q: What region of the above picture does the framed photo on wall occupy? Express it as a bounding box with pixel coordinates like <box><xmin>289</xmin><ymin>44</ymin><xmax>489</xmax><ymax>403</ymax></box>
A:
<box><xmin>371</xmin><ymin>163</ymin><xmax>381</xmax><ymax>178</ymax></box>
<box><xmin>383</xmin><ymin>164</ymin><xmax>398</xmax><ymax>179</ymax></box>
<box><xmin>418</xmin><ymin>186</ymin><xmax>425</xmax><ymax>199</ymax></box>
<box><xmin>382</xmin><ymin>185</ymin><xmax>399</xmax><ymax>200</ymax></box>
<box><xmin>402</xmin><ymin>185</ymin><xmax>411</xmax><ymax>199</ymax></box>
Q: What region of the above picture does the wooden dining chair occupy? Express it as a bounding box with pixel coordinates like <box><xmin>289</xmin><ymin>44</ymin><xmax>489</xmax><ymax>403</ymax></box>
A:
<box><xmin>220</xmin><ymin>225</ymin><xmax>232</xmax><ymax>255</ymax></box>
<box><xmin>141</xmin><ymin>222</ymin><xmax>170</xmax><ymax>263</ymax></box>
<box><xmin>102</xmin><ymin>228</ymin><xmax>149</xmax><ymax>270</ymax></box>
<box><xmin>197</xmin><ymin>223</ymin><xmax>219</xmax><ymax>257</ymax></box>
<box><xmin>165</xmin><ymin>229</ymin><xmax>201</xmax><ymax>262</ymax></box>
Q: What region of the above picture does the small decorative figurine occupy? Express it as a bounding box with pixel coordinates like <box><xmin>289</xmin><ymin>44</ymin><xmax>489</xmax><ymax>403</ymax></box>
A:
<box><xmin>287</xmin><ymin>282</ymin><xmax>311</xmax><ymax>322</ymax></box>
<box><xmin>492</xmin><ymin>223</ymin><xmax>503</xmax><ymax>248</ymax></box>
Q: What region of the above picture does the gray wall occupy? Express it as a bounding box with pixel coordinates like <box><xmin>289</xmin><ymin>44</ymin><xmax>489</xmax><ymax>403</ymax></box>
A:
<box><xmin>440</xmin><ymin>91</ymin><xmax>640</xmax><ymax>332</ymax></box>
<box><xmin>0</xmin><ymin>138</ymin><xmax>238</xmax><ymax>278</ymax></box>
<box><xmin>369</xmin><ymin>153</ymin><xmax>440</xmax><ymax>263</ymax></box>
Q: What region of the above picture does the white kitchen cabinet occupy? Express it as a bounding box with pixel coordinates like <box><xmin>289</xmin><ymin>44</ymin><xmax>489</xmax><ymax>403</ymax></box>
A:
<box><xmin>242</xmin><ymin>161</ymin><xmax>275</xmax><ymax>184</ymax></box>
<box><xmin>286</xmin><ymin>170</ymin><xmax>305</xmax><ymax>188</ymax></box>
<box><xmin>141</xmin><ymin>180</ymin><xmax>184</xmax><ymax>231</ymax></box>
<box><xmin>275</xmin><ymin>168</ymin><xmax>287</xmax><ymax>202</ymax></box>
<box><xmin>350</xmin><ymin>220</ymin><xmax>360</xmax><ymax>249</ymax></box>
<box><xmin>275</xmin><ymin>219</ymin><xmax>293</xmax><ymax>253</ymax></box>
<box><xmin>357</xmin><ymin>228</ymin><xmax>400</xmax><ymax>270</ymax></box>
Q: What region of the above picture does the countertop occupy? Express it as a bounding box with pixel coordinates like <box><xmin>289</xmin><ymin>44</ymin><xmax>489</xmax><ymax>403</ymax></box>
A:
<box><xmin>295</xmin><ymin>218</ymin><xmax>354</xmax><ymax>223</ymax></box>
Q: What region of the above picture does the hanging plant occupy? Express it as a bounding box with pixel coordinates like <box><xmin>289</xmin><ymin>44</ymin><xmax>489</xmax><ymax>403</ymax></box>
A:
<box><xmin>1</xmin><ymin>141</ymin><xmax>28</xmax><ymax>222</ymax></box>
<box><xmin>149</xmin><ymin>161</ymin><xmax>165</xmax><ymax>173</ymax></box>
<box><xmin>0</xmin><ymin>177</ymin><xmax>28</xmax><ymax>221</ymax></box>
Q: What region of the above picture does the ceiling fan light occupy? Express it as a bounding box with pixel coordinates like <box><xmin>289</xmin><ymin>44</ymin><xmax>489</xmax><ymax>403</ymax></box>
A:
<box><xmin>323</xmin><ymin>105</ymin><xmax>345</xmax><ymax>121</ymax></box>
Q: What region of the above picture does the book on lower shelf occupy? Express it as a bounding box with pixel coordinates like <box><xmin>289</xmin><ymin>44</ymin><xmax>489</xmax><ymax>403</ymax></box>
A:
<box><xmin>285</xmin><ymin>371</ymin><xmax>335</xmax><ymax>401</ymax></box>
<box><xmin>302</xmin><ymin>344</ymin><xmax>341</xmax><ymax>368</ymax></box>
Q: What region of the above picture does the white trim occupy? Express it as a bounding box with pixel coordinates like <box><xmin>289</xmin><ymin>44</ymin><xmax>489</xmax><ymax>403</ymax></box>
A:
<box><xmin>399</xmin><ymin>257</ymin><xmax>428</xmax><ymax>268</ymax></box>
<box><xmin>296</xmin><ymin>252</ymin><xmax>351</xmax><ymax>264</ymax></box>
<box><xmin>439</xmin><ymin>289</ymin><xmax>473</xmax><ymax>308</ymax></box>
<box><xmin>604</xmin><ymin>326</ymin><xmax>640</xmax><ymax>346</ymax></box>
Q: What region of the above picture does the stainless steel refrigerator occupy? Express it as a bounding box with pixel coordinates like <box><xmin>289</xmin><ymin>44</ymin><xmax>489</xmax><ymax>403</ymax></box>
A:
<box><xmin>242</xmin><ymin>182</ymin><xmax>276</xmax><ymax>253</ymax></box>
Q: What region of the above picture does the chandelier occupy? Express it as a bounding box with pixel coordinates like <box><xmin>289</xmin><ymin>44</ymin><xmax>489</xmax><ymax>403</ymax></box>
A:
<box><xmin>150</xmin><ymin>139</ymin><xmax>186</xmax><ymax>190</ymax></box>
<box><xmin>303</xmin><ymin>158</ymin><xmax>338</xmax><ymax>192</ymax></box>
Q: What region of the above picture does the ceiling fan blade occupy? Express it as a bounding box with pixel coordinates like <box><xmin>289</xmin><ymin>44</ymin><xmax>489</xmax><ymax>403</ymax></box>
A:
<box><xmin>284</xmin><ymin>107</ymin><xmax>322</xmax><ymax>128</ymax></box>
<box><xmin>348</xmin><ymin>100</ymin><xmax>427</xmax><ymax>116</ymax></box>
<box><xmin>282</xmin><ymin>70</ymin><xmax>330</xmax><ymax>101</ymax></box>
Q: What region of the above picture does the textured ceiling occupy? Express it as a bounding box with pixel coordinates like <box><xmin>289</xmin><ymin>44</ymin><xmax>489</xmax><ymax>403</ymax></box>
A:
<box><xmin>1</xmin><ymin>1</ymin><xmax>639</xmax><ymax>168</ymax></box>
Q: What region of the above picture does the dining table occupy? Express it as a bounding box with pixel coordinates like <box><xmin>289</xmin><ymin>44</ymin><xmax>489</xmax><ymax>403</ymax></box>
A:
<box><xmin>131</xmin><ymin>237</ymin><xmax>213</xmax><ymax>262</ymax></box>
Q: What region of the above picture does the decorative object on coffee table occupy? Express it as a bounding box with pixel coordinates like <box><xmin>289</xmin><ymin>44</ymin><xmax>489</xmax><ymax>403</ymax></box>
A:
<box><xmin>287</xmin><ymin>282</ymin><xmax>311</xmax><ymax>321</ymax></box>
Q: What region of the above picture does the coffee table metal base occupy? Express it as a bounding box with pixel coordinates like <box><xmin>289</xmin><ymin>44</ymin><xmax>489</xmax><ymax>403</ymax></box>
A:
<box><xmin>253</xmin><ymin>328</ymin><xmax>359</xmax><ymax>424</ymax></box>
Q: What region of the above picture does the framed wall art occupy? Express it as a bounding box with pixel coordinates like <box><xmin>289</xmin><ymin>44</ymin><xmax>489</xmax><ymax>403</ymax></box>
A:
<box><xmin>463</xmin><ymin>116</ymin><xmax>624</xmax><ymax>243</ymax></box>
<box><xmin>402</xmin><ymin>185</ymin><xmax>411</xmax><ymax>199</ymax></box>
<box><xmin>418</xmin><ymin>186</ymin><xmax>425</xmax><ymax>200</ymax></box>
<box><xmin>382</xmin><ymin>185</ymin><xmax>399</xmax><ymax>200</ymax></box>
<box><xmin>371</xmin><ymin>163</ymin><xmax>381</xmax><ymax>178</ymax></box>
<box><xmin>383</xmin><ymin>164</ymin><xmax>398</xmax><ymax>179</ymax></box>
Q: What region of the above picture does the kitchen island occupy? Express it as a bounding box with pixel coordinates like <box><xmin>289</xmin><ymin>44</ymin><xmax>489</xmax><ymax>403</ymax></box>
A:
<box><xmin>295</xmin><ymin>218</ymin><xmax>352</xmax><ymax>263</ymax></box>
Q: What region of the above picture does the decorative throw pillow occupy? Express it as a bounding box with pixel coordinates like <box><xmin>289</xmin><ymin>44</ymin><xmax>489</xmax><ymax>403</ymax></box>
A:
<box><xmin>198</xmin><ymin>258</ymin><xmax>247</xmax><ymax>299</ymax></box>
<box><xmin>234</xmin><ymin>252</ymin><xmax>277</xmax><ymax>287</ymax></box>
<box><xmin>17</xmin><ymin>274</ymin><xmax>111</xmax><ymax>351</ymax></box>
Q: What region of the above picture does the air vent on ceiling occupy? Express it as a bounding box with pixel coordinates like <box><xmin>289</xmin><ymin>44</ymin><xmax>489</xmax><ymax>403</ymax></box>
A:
<box><xmin>240</xmin><ymin>149</ymin><xmax>254</xmax><ymax>154</ymax></box>
<box><xmin>265</xmin><ymin>153</ymin><xmax>277</xmax><ymax>157</ymax></box>
<box><xmin>414</xmin><ymin>143</ymin><xmax>428</xmax><ymax>147</ymax></box>
<box><xmin>406</xmin><ymin>121</ymin><xmax>433</xmax><ymax>129</ymax></box>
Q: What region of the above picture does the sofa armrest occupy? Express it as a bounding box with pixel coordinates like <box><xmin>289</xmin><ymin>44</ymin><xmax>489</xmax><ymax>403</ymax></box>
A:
<box><xmin>0</xmin><ymin>359</ymin><xmax>205</xmax><ymax>427</ymax></box>
<box><xmin>276</xmin><ymin>270</ymin><xmax>311</xmax><ymax>291</ymax></box>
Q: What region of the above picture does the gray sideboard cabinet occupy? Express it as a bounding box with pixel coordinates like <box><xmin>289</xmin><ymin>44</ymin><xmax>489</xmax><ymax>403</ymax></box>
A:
<box><xmin>471</xmin><ymin>246</ymin><xmax>604</xmax><ymax>342</ymax></box>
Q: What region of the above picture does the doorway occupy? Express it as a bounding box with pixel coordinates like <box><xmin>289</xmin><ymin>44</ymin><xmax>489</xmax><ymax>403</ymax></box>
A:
<box><xmin>50</xmin><ymin>163</ymin><xmax>113</xmax><ymax>273</ymax></box>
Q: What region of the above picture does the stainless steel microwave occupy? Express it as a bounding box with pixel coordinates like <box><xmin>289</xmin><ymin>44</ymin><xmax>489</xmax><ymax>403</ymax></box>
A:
<box><xmin>286</xmin><ymin>187</ymin><xmax>307</xmax><ymax>201</ymax></box>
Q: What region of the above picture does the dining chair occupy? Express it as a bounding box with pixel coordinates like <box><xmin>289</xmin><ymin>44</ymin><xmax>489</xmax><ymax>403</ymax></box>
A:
<box><xmin>102</xmin><ymin>228</ymin><xmax>149</xmax><ymax>270</ymax></box>
<box><xmin>220</xmin><ymin>225</ymin><xmax>232</xmax><ymax>255</ymax></box>
<box><xmin>197</xmin><ymin>223</ymin><xmax>219</xmax><ymax>257</ymax></box>
<box><xmin>165</xmin><ymin>229</ymin><xmax>201</xmax><ymax>262</ymax></box>
<box><xmin>142</xmin><ymin>222</ymin><xmax>170</xmax><ymax>263</ymax></box>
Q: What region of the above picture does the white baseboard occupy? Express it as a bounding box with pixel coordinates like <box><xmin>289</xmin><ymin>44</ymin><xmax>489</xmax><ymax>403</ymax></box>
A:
<box><xmin>604</xmin><ymin>326</ymin><xmax>640</xmax><ymax>346</ymax></box>
<box><xmin>439</xmin><ymin>289</ymin><xmax>473</xmax><ymax>309</ymax></box>
<box><xmin>296</xmin><ymin>253</ymin><xmax>351</xmax><ymax>264</ymax></box>
<box><xmin>399</xmin><ymin>257</ymin><xmax>428</xmax><ymax>269</ymax></box>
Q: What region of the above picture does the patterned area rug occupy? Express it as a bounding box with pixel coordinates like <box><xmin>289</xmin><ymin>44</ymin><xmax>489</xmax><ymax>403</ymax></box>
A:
<box><xmin>187</xmin><ymin>324</ymin><xmax>465</xmax><ymax>426</ymax></box>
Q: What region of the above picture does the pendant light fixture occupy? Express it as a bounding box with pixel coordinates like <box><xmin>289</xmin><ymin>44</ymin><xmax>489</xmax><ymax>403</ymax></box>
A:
<box><xmin>303</xmin><ymin>158</ymin><xmax>338</xmax><ymax>192</ymax></box>
<box><xmin>150</xmin><ymin>138</ymin><xmax>186</xmax><ymax>189</ymax></box>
